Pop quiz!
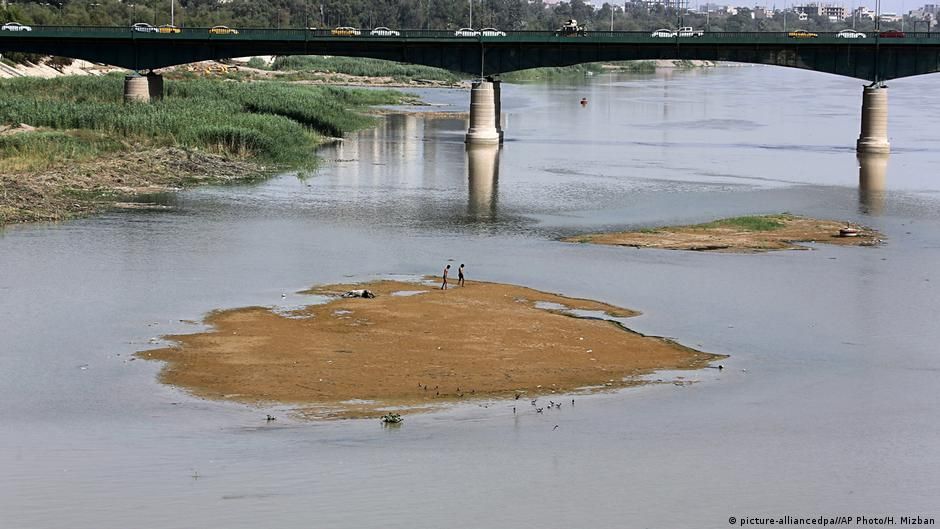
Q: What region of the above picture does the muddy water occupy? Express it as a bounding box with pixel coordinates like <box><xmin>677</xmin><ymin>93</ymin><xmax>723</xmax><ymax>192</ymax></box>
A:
<box><xmin>2</xmin><ymin>66</ymin><xmax>939</xmax><ymax>528</ymax></box>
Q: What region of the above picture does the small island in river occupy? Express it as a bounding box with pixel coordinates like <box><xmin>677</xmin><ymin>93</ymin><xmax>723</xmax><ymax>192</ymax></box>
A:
<box><xmin>141</xmin><ymin>280</ymin><xmax>721</xmax><ymax>419</ymax></box>
<box><xmin>564</xmin><ymin>214</ymin><xmax>883</xmax><ymax>252</ymax></box>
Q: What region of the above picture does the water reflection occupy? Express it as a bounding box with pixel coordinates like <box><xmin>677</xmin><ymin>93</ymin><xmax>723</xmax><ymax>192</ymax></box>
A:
<box><xmin>858</xmin><ymin>153</ymin><xmax>889</xmax><ymax>215</ymax></box>
<box><xmin>466</xmin><ymin>144</ymin><xmax>500</xmax><ymax>220</ymax></box>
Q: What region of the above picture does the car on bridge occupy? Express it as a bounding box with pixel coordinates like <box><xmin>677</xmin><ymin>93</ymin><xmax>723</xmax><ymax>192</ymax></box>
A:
<box><xmin>481</xmin><ymin>28</ymin><xmax>507</xmax><ymax>37</ymax></box>
<box><xmin>879</xmin><ymin>30</ymin><xmax>906</xmax><ymax>38</ymax></box>
<box><xmin>331</xmin><ymin>27</ymin><xmax>362</xmax><ymax>36</ymax></box>
<box><xmin>1</xmin><ymin>22</ymin><xmax>32</xmax><ymax>32</ymax></box>
<box><xmin>370</xmin><ymin>27</ymin><xmax>400</xmax><ymax>37</ymax></box>
<box><xmin>132</xmin><ymin>22</ymin><xmax>159</xmax><ymax>33</ymax></box>
<box><xmin>837</xmin><ymin>29</ymin><xmax>866</xmax><ymax>38</ymax></box>
<box><xmin>651</xmin><ymin>28</ymin><xmax>677</xmax><ymax>37</ymax></box>
<box><xmin>787</xmin><ymin>29</ymin><xmax>818</xmax><ymax>38</ymax></box>
<box><xmin>556</xmin><ymin>19</ymin><xmax>586</xmax><ymax>37</ymax></box>
<box><xmin>159</xmin><ymin>24</ymin><xmax>181</xmax><ymax>34</ymax></box>
<box><xmin>455</xmin><ymin>27</ymin><xmax>481</xmax><ymax>37</ymax></box>
<box><xmin>209</xmin><ymin>26</ymin><xmax>239</xmax><ymax>35</ymax></box>
<box><xmin>677</xmin><ymin>26</ymin><xmax>704</xmax><ymax>37</ymax></box>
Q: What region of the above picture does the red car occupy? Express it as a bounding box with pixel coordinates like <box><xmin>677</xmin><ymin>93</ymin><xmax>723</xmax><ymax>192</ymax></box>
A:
<box><xmin>879</xmin><ymin>30</ymin><xmax>906</xmax><ymax>38</ymax></box>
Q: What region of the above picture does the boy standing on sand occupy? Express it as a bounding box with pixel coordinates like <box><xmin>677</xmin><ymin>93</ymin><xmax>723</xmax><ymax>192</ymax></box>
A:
<box><xmin>458</xmin><ymin>264</ymin><xmax>465</xmax><ymax>287</ymax></box>
<box><xmin>441</xmin><ymin>264</ymin><xmax>450</xmax><ymax>290</ymax></box>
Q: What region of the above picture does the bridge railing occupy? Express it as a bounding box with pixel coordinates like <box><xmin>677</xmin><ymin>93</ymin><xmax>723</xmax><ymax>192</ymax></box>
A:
<box><xmin>4</xmin><ymin>26</ymin><xmax>940</xmax><ymax>41</ymax></box>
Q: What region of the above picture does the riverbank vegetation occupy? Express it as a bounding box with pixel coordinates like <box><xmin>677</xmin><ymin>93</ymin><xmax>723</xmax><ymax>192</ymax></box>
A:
<box><xmin>0</xmin><ymin>75</ymin><xmax>416</xmax><ymax>224</ymax></box>
<box><xmin>270</xmin><ymin>56</ymin><xmax>461</xmax><ymax>85</ymax></box>
<box><xmin>501</xmin><ymin>61</ymin><xmax>689</xmax><ymax>81</ymax></box>
<box><xmin>565</xmin><ymin>214</ymin><xmax>883</xmax><ymax>252</ymax></box>
<box><xmin>501</xmin><ymin>60</ymin><xmax>721</xmax><ymax>81</ymax></box>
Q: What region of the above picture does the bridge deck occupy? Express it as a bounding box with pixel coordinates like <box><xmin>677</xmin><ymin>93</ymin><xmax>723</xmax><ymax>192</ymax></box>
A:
<box><xmin>3</xmin><ymin>27</ymin><xmax>940</xmax><ymax>80</ymax></box>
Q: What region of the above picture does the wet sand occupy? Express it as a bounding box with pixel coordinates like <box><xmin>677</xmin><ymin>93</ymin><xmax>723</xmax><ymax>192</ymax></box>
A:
<box><xmin>141</xmin><ymin>280</ymin><xmax>720</xmax><ymax>418</ymax></box>
<box><xmin>564</xmin><ymin>214</ymin><xmax>883</xmax><ymax>252</ymax></box>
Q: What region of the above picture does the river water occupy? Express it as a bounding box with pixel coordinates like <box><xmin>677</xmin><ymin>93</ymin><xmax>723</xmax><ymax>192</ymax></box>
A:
<box><xmin>2</xmin><ymin>66</ymin><xmax>939</xmax><ymax>528</ymax></box>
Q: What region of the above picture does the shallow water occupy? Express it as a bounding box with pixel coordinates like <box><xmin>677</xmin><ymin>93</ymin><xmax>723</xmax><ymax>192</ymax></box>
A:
<box><xmin>2</xmin><ymin>66</ymin><xmax>939</xmax><ymax>528</ymax></box>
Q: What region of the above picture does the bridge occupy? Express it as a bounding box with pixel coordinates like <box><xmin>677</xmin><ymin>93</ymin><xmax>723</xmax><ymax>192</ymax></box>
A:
<box><xmin>4</xmin><ymin>26</ymin><xmax>937</xmax><ymax>153</ymax></box>
<box><xmin>2</xmin><ymin>27</ymin><xmax>940</xmax><ymax>80</ymax></box>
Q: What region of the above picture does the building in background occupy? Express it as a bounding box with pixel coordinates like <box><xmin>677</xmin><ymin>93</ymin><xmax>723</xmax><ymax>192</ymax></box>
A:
<box><xmin>852</xmin><ymin>6</ymin><xmax>876</xmax><ymax>20</ymax></box>
<box><xmin>792</xmin><ymin>3</ymin><xmax>848</xmax><ymax>20</ymax></box>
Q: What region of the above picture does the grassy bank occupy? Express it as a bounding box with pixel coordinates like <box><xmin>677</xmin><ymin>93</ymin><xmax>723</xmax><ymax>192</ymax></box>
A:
<box><xmin>270</xmin><ymin>56</ymin><xmax>461</xmax><ymax>85</ymax></box>
<box><xmin>501</xmin><ymin>63</ymin><xmax>608</xmax><ymax>82</ymax></box>
<box><xmin>0</xmin><ymin>75</ymin><xmax>415</xmax><ymax>223</ymax></box>
<box><xmin>501</xmin><ymin>60</ymin><xmax>716</xmax><ymax>82</ymax></box>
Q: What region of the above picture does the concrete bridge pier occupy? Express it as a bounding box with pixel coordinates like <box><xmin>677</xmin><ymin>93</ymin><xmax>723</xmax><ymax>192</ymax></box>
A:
<box><xmin>147</xmin><ymin>72</ymin><xmax>164</xmax><ymax>101</ymax></box>
<box><xmin>489</xmin><ymin>77</ymin><xmax>504</xmax><ymax>143</ymax></box>
<box><xmin>465</xmin><ymin>80</ymin><xmax>501</xmax><ymax>145</ymax></box>
<box><xmin>123</xmin><ymin>74</ymin><xmax>150</xmax><ymax>103</ymax></box>
<box><xmin>123</xmin><ymin>72</ymin><xmax>164</xmax><ymax>103</ymax></box>
<box><xmin>857</xmin><ymin>85</ymin><xmax>890</xmax><ymax>154</ymax></box>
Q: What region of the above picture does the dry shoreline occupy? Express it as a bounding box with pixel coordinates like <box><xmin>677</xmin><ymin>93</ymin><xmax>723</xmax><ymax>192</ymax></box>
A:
<box><xmin>140</xmin><ymin>279</ymin><xmax>722</xmax><ymax>419</ymax></box>
<box><xmin>564</xmin><ymin>214</ymin><xmax>883</xmax><ymax>253</ymax></box>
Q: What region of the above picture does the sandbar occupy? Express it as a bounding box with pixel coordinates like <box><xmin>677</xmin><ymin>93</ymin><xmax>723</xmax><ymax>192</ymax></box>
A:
<box><xmin>564</xmin><ymin>214</ymin><xmax>883</xmax><ymax>252</ymax></box>
<box><xmin>141</xmin><ymin>280</ymin><xmax>720</xmax><ymax>419</ymax></box>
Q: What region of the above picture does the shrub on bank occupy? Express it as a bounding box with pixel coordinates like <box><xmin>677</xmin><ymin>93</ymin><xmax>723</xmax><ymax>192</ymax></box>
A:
<box><xmin>0</xmin><ymin>130</ymin><xmax>122</xmax><ymax>172</ymax></box>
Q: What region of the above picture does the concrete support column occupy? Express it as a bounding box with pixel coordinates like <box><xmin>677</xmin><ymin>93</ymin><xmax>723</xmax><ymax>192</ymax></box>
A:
<box><xmin>492</xmin><ymin>78</ymin><xmax>504</xmax><ymax>143</ymax></box>
<box><xmin>123</xmin><ymin>74</ymin><xmax>150</xmax><ymax>103</ymax></box>
<box><xmin>465</xmin><ymin>80</ymin><xmax>500</xmax><ymax>145</ymax></box>
<box><xmin>147</xmin><ymin>73</ymin><xmax>164</xmax><ymax>101</ymax></box>
<box><xmin>857</xmin><ymin>85</ymin><xmax>890</xmax><ymax>154</ymax></box>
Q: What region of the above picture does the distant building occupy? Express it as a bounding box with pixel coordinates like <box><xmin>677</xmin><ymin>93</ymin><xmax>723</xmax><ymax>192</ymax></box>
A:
<box><xmin>908</xmin><ymin>4</ymin><xmax>938</xmax><ymax>20</ymax></box>
<box><xmin>793</xmin><ymin>3</ymin><xmax>848</xmax><ymax>20</ymax></box>
<box><xmin>752</xmin><ymin>5</ymin><xmax>773</xmax><ymax>18</ymax></box>
<box><xmin>852</xmin><ymin>6</ymin><xmax>875</xmax><ymax>20</ymax></box>
<box><xmin>793</xmin><ymin>4</ymin><xmax>822</xmax><ymax>16</ymax></box>
<box><xmin>820</xmin><ymin>5</ymin><xmax>846</xmax><ymax>19</ymax></box>
<box><xmin>639</xmin><ymin>0</ymin><xmax>691</xmax><ymax>11</ymax></box>
<box><xmin>697</xmin><ymin>2</ymin><xmax>732</xmax><ymax>13</ymax></box>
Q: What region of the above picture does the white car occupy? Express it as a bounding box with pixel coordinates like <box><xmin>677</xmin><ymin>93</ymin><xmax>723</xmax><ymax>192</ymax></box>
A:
<box><xmin>837</xmin><ymin>29</ymin><xmax>867</xmax><ymax>38</ymax></box>
<box><xmin>132</xmin><ymin>22</ymin><xmax>158</xmax><ymax>33</ymax></box>
<box><xmin>481</xmin><ymin>27</ymin><xmax>506</xmax><ymax>37</ymax></box>
<box><xmin>1</xmin><ymin>22</ymin><xmax>32</xmax><ymax>32</ymax></box>
<box><xmin>455</xmin><ymin>27</ymin><xmax>480</xmax><ymax>37</ymax></box>
<box><xmin>651</xmin><ymin>28</ymin><xmax>676</xmax><ymax>37</ymax></box>
<box><xmin>677</xmin><ymin>26</ymin><xmax>704</xmax><ymax>37</ymax></box>
<box><xmin>370</xmin><ymin>27</ymin><xmax>400</xmax><ymax>37</ymax></box>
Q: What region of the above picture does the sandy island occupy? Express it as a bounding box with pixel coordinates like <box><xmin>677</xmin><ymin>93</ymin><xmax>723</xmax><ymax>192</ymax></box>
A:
<box><xmin>564</xmin><ymin>214</ymin><xmax>883</xmax><ymax>253</ymax></box>
<box><xmin>141</xmin><ymin>280</ymin><xmax>721</xmax><ymax>419</ymax></box>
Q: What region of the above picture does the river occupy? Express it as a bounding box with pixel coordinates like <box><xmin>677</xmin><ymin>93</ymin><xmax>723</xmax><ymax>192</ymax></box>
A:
<box><xmin>1</xmin><ymin>65</ymin><xmax>939</xmax><ymax>528</ymax></box>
